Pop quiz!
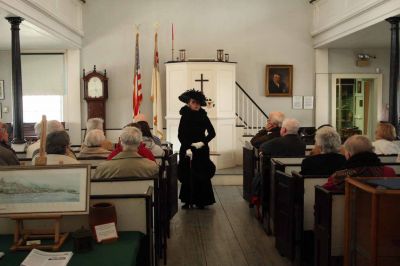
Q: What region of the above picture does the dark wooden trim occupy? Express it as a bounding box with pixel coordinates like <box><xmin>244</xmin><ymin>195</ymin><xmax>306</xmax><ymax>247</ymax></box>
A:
<box><xmin>6</xmin><ymin>17</ymin><xmax>25</xmax><ymax>144</ymax></box>
<box><xmin>386</xmin><ymin>17</ymin><xmax>400</xmax><ymax>132</ymax></box>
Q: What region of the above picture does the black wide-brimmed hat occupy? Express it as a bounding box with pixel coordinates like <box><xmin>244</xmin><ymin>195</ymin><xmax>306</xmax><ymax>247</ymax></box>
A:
<box><xmin>178</xmin><ymin>89</ymin><xmax>207</xmax><ymax>106</ymax></box>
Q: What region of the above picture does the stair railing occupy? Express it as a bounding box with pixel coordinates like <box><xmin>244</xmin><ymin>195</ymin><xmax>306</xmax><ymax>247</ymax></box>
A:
<box><xmin>236</xmin><ymin>82</ymin><xmax>269</xmax><ymax>136</ymax></box>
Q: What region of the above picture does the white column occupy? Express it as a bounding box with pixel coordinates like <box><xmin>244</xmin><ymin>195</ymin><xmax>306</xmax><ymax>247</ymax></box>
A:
<box><xmin>315</xmin><ymin>48</ymin><xmax>330</xmax><ymax>127</ymax></box>
<box><xmin>65</xmin><ymin>49</ymin><xmax>81</xmax><ymax>145</ymax></box>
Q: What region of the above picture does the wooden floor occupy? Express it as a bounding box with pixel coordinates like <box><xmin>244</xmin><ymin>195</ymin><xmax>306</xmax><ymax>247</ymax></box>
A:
<box><xmin>163</xmin><ymin>186</ymin><xmax>291</xmax><ymax>266</ymax></box>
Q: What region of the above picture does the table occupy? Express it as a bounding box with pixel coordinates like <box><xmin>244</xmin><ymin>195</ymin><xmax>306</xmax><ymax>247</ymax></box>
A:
<box><xmin>0</xmin><ymin>231</ymin><xmax>143</xmax><ymax>266</ymax></box>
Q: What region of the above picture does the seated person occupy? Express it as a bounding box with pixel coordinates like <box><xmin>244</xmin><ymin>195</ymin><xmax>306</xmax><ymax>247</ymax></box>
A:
<box><xmin>136</xmin><ymin>121</ymin><xmax>165</xmax><ymax>157</ymax></box>
<box><xmin>250</xmin><ymin>111</ymin><xmax>285</xmax><ymax>149</ymax></box>
<box><xmin>323</xmin><ymin>135</ymin><xmax>396</xmax><ymax>191</ymax></box>
<box><xmin>134</xmin><ymin>114</ymin><xmax>162</xmax><ymax>145</ymax></box>
<box><xmin>0</xmin><ymin>122</ymin><xmax>19</xmax><ymax>166</ymax></box>
<box><xmin>78</xmin><ymin>129</ymin><xmax>111</xmax><ymax>158</ymax></box>
<box><xmin>32</xmin><ymin>131</ymin><xmax>79</xmax><ymax>165</ymax></box>
<box><xmin>300</xmin><ymin>126</ymin><xmax>346</xmax><ymax>175</ymax></box>
<box><xmin>372</xmin><ymin>121</ymin><xmax>400</xmax><ymax>155</ymax></box>
<box><xmin>260</xmin><ymin>118</ymin><xmax>306</xmax><ymax>156</ymax></box>
<box><xmin>107</xmin><ymin>123</ymin><xmax>155</xmax><ymax>162</ymax></box>
<box><xmin>85</xmin><ymin>118</ymin><xmax>113</xmax><ymax>151</ymax></box>
<box><xmin>93</xmin><ymin>127</ymin><xmax>159</xmax><ymax>179</ymax></box>
<box><xmin>26</xmin><ymin>120</ymin><xmax>64</xmax><ymax>158</ymax></box>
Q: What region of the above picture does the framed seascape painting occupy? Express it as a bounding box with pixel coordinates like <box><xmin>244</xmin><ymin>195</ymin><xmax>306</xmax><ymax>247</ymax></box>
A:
<box><xmin>0</xmin><ymin>165</ymin><xmax>90</xmax><ymax>216</ymax></box>
<box><xmin>265</xmin><ymin>65</ymin><xmax>293</xmax><ymax>97</ymax></box>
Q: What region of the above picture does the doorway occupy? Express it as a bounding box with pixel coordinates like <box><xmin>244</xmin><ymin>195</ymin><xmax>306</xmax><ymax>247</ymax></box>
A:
<box><xmin>331</xmin><ymin>74</ymin><xmax>382</xmax><ymax>140</ymax></box>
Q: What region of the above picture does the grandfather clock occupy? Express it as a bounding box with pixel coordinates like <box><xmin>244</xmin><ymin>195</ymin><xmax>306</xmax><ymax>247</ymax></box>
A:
<box><xmin>83</xmin><ymin>65</ymin><xmax>108</xmax><ymax>129</ymax></box>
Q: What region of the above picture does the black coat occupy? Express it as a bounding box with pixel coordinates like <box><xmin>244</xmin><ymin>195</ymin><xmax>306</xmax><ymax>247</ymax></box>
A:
<box><xmin>300</xmin><ymin>153</ymin><xmax>346</xmax><ymax>176</ymax></box>
<box><xmin>178</xmin><ymin>106</ymin><xmax>216</xmax><ymax>206</ymax></box>
<box><xmin>250</xmin><ymin>127</ymin><xmax>281</xmax><ymax>149</ymax></box>
<box><xmin>260</xmin><ymin>134</ymin><xmax>306</xmax><ymax>157</ymax></box>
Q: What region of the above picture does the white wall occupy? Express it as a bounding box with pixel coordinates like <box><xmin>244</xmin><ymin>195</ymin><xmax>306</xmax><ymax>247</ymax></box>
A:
<box><xmin>0</xmin><ymin>50</ymin><xmax>12</xmax><ymax>123</ymax></box>
<box><xmin>81</xmin><ymin>0</ymin><xmax>315</xmax><ymax>129</ymax></box>
<box><xmin>328</xmin><ymin>48</ymin><xmax>390</xmax><ymax>106</ymax></box>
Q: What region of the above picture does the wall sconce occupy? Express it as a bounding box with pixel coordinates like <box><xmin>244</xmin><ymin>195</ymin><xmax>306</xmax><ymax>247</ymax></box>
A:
<box><xmin>356</xmin><ymin>53</ymin><xmax>376</xmax><ymax>67</ymax></box>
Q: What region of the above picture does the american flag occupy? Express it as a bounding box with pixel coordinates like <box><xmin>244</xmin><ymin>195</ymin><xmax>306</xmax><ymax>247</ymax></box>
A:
<box><xmin>133</xmin><ymin>32</ymin><xmax>142</xmax><ymax>117</ymax></box>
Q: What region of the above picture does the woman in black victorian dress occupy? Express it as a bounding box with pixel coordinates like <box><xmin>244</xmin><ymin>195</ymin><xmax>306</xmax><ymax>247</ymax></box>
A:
<box><xmin>178</xmin><ymin>89</ymin><xmax>216</xmax><ymax>209</ymax></box>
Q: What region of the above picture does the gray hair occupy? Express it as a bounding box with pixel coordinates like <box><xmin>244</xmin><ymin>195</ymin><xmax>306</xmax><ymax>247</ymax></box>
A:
<box><xmin>35</xmin><ymin>120</ymin><xmax>64</xmax><ymax>138</ymax></box>
<box><xmin>281</xmin><ymin>118</ymin><xmax>300</xmax><ymax>134</ymax></box>
<box><xmin>268</xmin><ymin>111</ymin><xmax>285</xmax><ymax>127</ymax></box>
<box><xmin>84</xmin><ymin>129</ymin><xmax>105</xmax><ymax>147</ymax></box>
<box><xmin>344</xmin><ymin>135</ymin><xmax>374</xmax><ymax>156</ymax></box>
<box><xmin>87</xmin><ymin>118</ymin><xmax>104</xmax><ymax>131</ymax></box>
<box><xmin>315</xmin><ymin>127</ymin><xmax>341</xmax><ymax>153</ymax></box>
<box><xmin>120</xmin><ymin>126</ymin><xmax>142</xmax><ymax>151</ymax></box>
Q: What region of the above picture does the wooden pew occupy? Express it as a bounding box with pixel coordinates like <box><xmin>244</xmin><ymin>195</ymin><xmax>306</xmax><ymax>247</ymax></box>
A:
<box><xmin>243</xmin><ymin>146</ymin><xmax>257</xmax><ymax>202</ymax></box>
<box><xmin>264</xmin><ymin>156</ymin><xmax>304</xmax><ymax>235</ymax></box>
<box><xmin>314</xmin><ymin>186</ymin><xmax>345</xmax><ymax>266</ymax></box>
<box><xmin>344</xmin><ymin>177</ymin><xmax>400</xmax><ymax>266</ymax></box>
<box><xmin>274</xmin><ymin>171</ymin><xmax>327</xmax><ymax>265</ymax></box>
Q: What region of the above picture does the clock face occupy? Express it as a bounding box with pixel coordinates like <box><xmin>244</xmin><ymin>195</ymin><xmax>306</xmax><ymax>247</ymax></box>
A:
<box><xmin>88</xmin><ymin>77</ymin><xmax>103</xmax><ymax>98</ymax></box>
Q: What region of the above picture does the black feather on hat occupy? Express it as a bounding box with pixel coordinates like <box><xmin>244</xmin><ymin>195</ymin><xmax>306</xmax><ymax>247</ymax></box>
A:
<box><xmin>178</xmin><ymin>89</ymin><xmax>207</xmax><ymax>106</ymax></box>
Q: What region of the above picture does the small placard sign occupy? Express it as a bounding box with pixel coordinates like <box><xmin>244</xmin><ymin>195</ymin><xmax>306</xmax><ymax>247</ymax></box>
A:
<box><xmin>94</xmin><ymin>223</ymin><xmax>118</xmax><ymax>243</ymax></box>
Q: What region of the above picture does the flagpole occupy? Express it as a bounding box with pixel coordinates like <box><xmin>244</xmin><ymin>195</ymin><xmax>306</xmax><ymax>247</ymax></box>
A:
<box><xmin>171</xmin><ymin>23</ymin><xmax>174</xmax><ymax>61</ymax></box>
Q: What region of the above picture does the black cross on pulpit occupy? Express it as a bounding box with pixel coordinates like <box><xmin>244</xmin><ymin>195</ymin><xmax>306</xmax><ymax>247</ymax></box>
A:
<box><xmin>195</xmin><ymin>74</ymin><xmax>209</xmax><ymax>93</ymax></box>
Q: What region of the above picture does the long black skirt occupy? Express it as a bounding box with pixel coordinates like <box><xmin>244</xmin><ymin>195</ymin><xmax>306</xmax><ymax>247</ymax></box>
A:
<box><xmin>178</xmin><ymin>147</ymin><xmax>215</xmax><ymax>206</ymax></box>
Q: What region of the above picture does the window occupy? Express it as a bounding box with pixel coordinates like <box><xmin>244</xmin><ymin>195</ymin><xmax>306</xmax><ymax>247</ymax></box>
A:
<box><xmin>21</xmin><ymin>54</ymin><xmax>65</xmax><ymax>123</ymax></box>
<box><xmin>23</xmin><ymin>95</ymin><xmax>63</xmax><ymax>122</ymax></box>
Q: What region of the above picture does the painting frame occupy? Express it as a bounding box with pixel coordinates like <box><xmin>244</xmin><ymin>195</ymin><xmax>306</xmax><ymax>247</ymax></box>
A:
<box><xmin>0</xmin><ymin>80</ymin><xmax>4</xmax><ymax>100</ymax></box>
<box><xmin>0</xmin><ymin>164</ymin><xmax>90</xmax><ymax>217</ymax></box>
<box><xmin>265</xmin><ymin>65</ymin><xmax>293</xmax><ymax>97</ymax></box>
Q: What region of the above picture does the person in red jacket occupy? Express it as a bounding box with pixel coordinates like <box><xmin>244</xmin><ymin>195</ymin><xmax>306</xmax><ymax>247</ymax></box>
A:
<box><xmin>323</xmin><ymin>135</ymin><xmax>396</xmax><ymax>192</ymax></box>
<box><xmin>107</xmin><ymin>123</ymin><xmax>155</xmax><ymax>162</ymax></box>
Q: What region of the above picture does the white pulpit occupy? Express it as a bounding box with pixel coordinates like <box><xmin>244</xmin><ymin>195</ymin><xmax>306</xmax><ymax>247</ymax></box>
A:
<box><xmin>165</xmin><ymin>61</ymin><xmax>237</xmax><ymax>169</ymax></box>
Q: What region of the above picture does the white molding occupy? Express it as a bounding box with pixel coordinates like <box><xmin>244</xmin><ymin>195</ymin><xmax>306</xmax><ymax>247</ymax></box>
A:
<box><xmin>312</xmin><ymin>0</ymin><xmax>399</xmax><ymax>48</ymax></box>
<box><xmin>312</xmin><ymin>0</ymin><xmax>387</xmax><ymax>36</ymax></box>
<box><xmin>315</xmin><ymin>49</ymin><xmax>330</xmax><ymax>127</ymax></box>
<box><xmin>0</xmin><ymin>0</ymin><xmax>83</xmax><ymax>48</ymax></box>
<box><xmin>65</xmin><ymin>49</ymin><xmax>82</xmax><ymax>145</ymax></box>
<box><xmin>25</xmin><ymin>0</ymin><xmax>83</xmax><ymax>35</ymax></box>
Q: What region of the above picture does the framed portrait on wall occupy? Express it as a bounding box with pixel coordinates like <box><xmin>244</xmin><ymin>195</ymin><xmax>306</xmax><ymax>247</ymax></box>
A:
<box><xmin>265</xmin><ymin>65</ymin><xmax>293</xmax><ymax>97</ymax></box>
<box><xmin>0</xmin><ymin>80</ymin><xmax>4</xmax><ymax>100</ymax></box>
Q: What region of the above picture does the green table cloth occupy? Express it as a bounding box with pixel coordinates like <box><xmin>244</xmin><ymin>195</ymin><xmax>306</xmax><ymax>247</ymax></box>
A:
<box><xmin>0</xmin><ymin>231</ymin><xmax>144</xmax><ymax>266</ymax></box>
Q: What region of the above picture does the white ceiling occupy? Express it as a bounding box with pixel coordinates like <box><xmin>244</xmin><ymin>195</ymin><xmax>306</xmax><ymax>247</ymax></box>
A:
<box><xmin>321</xmin><ymin>21</ymin><xmax>392</xmax><ymax>49</ymax></box>
<box><xmin>0</xmin><ymin>8</ymin><xmax>73</xmax><ymax>51</ymax></box>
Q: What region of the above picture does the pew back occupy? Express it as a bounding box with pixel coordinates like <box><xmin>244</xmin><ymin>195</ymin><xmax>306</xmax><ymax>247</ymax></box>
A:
<box><xmin>314</xmin><ymin>186</ymin><xmax>345</xmax><ymax>266</ymax></box>
<box><xmin>275</xmin><ymin>171</ymin><xmax>328</xmax><ymax>263</ymax></box>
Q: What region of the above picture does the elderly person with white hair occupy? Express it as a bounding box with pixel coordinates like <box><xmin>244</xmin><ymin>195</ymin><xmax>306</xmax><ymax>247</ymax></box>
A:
<box><xmin>26</xmin><ymin>120</ymin><xmax>66</xmax><ymax>158</ymax></box>
<box><xmin>323</xmin><ymin>135</ymin><xmax>396</xmax><ymax>191</ymax></box>
<box><xmin>85</xmin><ymin>118</ymin><xmax>113</xmax><ymax>151</ymax></box>
<box><xmin>77</xmin><ymin>129</ymin><xmax>111</xmax><ymax>158</ymax></box>
<box><xmin>300</xmin><ymin>127</ymin><xmax>346</xmax><ymax>175</ymax></box>
<box><xmin>93</xmin><ymin>127</ymin><xmax>158</xmax><ymax>179</ymax></box>
<box><xmin>32</xmin><ymin>131</ymin><xmax>79</xmax><ymax>165</ymax></box>
<box><xmin>260</xmin><ymin>118</ymin><xmax>306</xmax><ymax>156</ymax></box>
<box><xmin>250</xmin><ymin>111</ymin><xmax>285</xmax><ymax>149</ymax></box>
